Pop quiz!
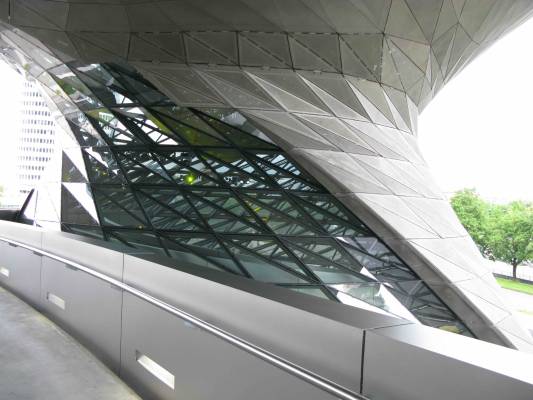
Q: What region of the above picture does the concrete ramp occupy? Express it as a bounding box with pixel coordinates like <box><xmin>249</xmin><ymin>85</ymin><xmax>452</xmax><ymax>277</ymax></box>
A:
<box><xmin>0</xmin><ymin>286</ymin><xmax>139</xmax><ymax>400</ymax></box>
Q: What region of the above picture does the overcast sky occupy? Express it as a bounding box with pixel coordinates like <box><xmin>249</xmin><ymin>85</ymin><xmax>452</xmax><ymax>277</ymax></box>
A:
<box><xmin>0</xmin><ymin>19</ymin><xmax>531</xmax><ymax>203</ymax></box>
<box><xmin>0</xmin><ymin>62</ymin><xmax>22</xmax><ymax>192</ymax></box>
<box><xmin>419</xmin><ymin>18</ymin><xmax>533</xmax><ymax>203</ymax></box>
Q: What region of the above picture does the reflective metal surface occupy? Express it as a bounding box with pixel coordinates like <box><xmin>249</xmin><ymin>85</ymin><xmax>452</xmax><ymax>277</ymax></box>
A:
<box><xmin>0</xmin><ymin>234</ymin><xmax>368</xmax><ymax>400</ymax></box>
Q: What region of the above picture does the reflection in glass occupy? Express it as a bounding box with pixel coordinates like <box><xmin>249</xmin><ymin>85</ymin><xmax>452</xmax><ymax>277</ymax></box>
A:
<box><xmin>42</xmin><ymin>62</ymin><xmax>472</xmax><ymax>336</ymax></box>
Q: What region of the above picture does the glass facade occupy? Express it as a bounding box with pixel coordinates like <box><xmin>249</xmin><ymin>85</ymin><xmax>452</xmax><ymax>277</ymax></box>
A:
<box><xmin>38</xmin><ymin>62</ymin><xmax>470</xmax><ymax>335</ymax></box>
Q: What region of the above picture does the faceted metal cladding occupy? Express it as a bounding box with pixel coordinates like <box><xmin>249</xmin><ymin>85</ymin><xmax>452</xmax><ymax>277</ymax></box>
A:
<box><xmin>0</xmin><ymin>0</ymin><xmax>532</xmax><ymax>350</ymax></box>
<box><xmin>45</xmin><ymin>62</ymin><xmax>471</xmax><ymax>334</ymax></box>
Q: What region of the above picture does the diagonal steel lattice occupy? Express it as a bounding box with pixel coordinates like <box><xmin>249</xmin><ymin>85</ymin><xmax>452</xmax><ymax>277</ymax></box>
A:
<box><xmin>52</xmin><ymin>62</ymin><xmax>470</xmax><ymax>335</ymax></box>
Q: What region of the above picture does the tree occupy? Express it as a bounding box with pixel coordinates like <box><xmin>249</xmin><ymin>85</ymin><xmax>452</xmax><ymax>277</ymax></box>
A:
<box><xmin>451</xmin><ymin>190</ymin><xmax>533</xmax><ymax>279</ymax></box>
<box><xmin>450</xmin><ymin>189</ymin><xmax>490</xmax><ymax>255</ymax></box>
<box><xmin>487</xmin><ymin>201</ymin><xmax>533</xmax><ymax>278</ymax></box>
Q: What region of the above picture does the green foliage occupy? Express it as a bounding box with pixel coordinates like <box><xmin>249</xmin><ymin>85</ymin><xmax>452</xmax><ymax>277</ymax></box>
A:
<box><xmin>450</xmin><ymin>189</ymin><xmax>533</xmax><ymax>278</ymax></box>
<box><xmin>496</xmin><ymin>277</ymin><xmax>533</xmax><ymax>295</ymax></box>
<box><xmin>488</xmin><ymin>201</ymin><xmax>533</xmax><ymax>274</ymax></box>
<box><xmin>450</xmin><ymin>189</ymin><xmax>490</xmax><ymax>254</ymax></box>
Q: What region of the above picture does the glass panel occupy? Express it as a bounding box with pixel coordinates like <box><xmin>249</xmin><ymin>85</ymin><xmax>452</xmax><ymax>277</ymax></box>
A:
<box><xmin>92</xmin><ymin>186</ymin><xmax>147</xmax><ymax>227</ymax></box>
<box><xmin>107</xmin><ymin>230</ymin><xmax>167</xmax><ymax>257</ymax></box>
<box><xmin>284</xmin><ymin>286</ymin><xmax>332</xmax><ymax>300</ymax></box>
<box><xmin>197</xmin><ymin>111</ymin><xmax>277</xmax><ymax>149</ymax></box>
<box><xmin>155</xmin><ymin>151</ymin><xmax>218</xmax><ymax>186</ymax></box>
<box><xmin>200</xmin><ymin>108</ymin><xmax>275</xmax><ymax>144</ymax></box>
<box><xmin>48</xmin><ymin>61</ymin><xmax>471</xmax><ymax>337</ymax></box>
<box><xmin>65</xmin><ymin>111</ymin><xmax>107</xmax><ymax>147</ymax></box>
<box><xmin>137</xmin><ymin>188</ymin><xmax>205</xmax><ymax>231</ymax></box>
<box><xmin>114</xmin><ymin>151</ymin><xmax>172</xmax><ymax>184</ymax></box>
<box><xmin>151</xmin><ymin>107</ymin><xmax>228</xmax><ymax>146</ymax></box>
<box><xmin>162</xmin><ymin>233</ymin><xmax>244</xmax><ymax>275</ymax></box>
<box><xmin>49</xmin><ymin>65</ymin><xmax>104</xmax><ymax>110</ymax></box>
<box><xmin>114</xmin><ymin>108</ymin><xmax>181</xmax><ymax>146</ymax></box>
<box><xmin>83</xmin><ymin>148</ymin><xmax>125</xmax><ymax>184</ymax></box>
<box><xmin>63</xmin><ymin>224</ymin><xmax>104</xmax><ymax>240</ymax></box>
<box><xmin>252</xmin><ymin>153</ymin><xmax>320</xmax><ymax>191</ymax></box>
<box><xmin>241</xmin><ymin>192</ymin><xmax>320</xmax><ymax>235</ymax></box>
<box><xmin>200</xmin><ymin>149</ymin><xmax>269</xmax><ymax>188</ymax></box>
<box><xmin>223</xmin><ymin>239</ymin><xmax>311</xmax><ymax>284</ymax></box>
<box><xmin>186</xmin><ymin>189</ymin><xmax>263</xmax><ymax>234</ymax></box>
<box><xmin>61</xmin><ymin>184</ymin><xmax>98</xmax><ymax>226</ymax></box>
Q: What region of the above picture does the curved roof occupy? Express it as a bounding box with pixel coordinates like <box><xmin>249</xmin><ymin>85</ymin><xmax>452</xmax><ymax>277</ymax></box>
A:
<box><xmin>0</xmin><ymin>0</ymin><xmax>532</xmax><ymax>351</ymax></box>
<box><xmin>2</xmin><ymin>0</ymin><xmax>533</xmax><ymax>108</ymax></box>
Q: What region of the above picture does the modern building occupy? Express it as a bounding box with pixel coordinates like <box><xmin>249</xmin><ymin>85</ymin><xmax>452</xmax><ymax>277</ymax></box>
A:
<box><xmin>0</xmin><ymin>1</ymin><xmax>532</xmax><ymax>399</ymax></box>
<box><xmin>14</xmin><ymin>78</ymin><xmax>58</xmax><ymax>199</ymax></box>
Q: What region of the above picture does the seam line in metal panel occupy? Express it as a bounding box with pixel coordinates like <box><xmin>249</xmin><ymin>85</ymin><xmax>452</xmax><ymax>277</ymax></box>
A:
<box><xmin>360</xmin><ymin>330</ymin><xmax>366</xmax><ymax>395</ymax></box>
<box><xmin>0</xmin><ymin>236</ymin><xmax>368</xmax><ymax>400</ymax></box>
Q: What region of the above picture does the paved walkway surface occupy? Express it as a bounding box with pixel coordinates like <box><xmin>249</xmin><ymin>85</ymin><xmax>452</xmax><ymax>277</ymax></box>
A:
<box><xmin>501</xmin><ymin>288</ymin><xmax>533</xmax><ymax>337</ymax></box>
<box><xmin>490</xmin><ymin>259</ymin><xmax>533</xmax><ymax>282</ymax></box>
<box><xmin>0</xmin><ymin>286</ymin><xmax>140</xmax><ymax>400</ymax></box>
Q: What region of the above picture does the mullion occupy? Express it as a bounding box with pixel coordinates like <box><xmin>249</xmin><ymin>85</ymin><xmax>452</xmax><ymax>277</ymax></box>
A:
<box><xmin>150</xmin><ymin>108</ymin><xmax>229</xmax><ymax>146</ymax></box>
<box><xmin>105</xmin><ymin>229</ymin><xmax>137</xmax><ymax>248</ymax></box>
<box><xmin>62</xmin><ymin>62</ymin><xmax>472</xmax><ymax>336</ymax></box>
<box><xmin>102</xmin><ymin>142</ymin><xmax>172</xmax><ymax>257</ymax></box>
<box><xmin>184</xmin><ymin>189</ymin><xmax>265</xmax><ymax>233</ymax></box>
<box><xmin>157</xmin><ymin>231</ymin><xmax>249</xmax><ymax>277</ymax></box>
<box><xmin>234</xmin><ymin>152</ymin><xmax>328</xmax><ymax>234</ymax></box>
<box><xmin>238</xmin><ymin>191</ymin><xmax>322</xmax><ymax>235</ymax></box>
<box><xmin>103</xmin><ymin>64</ymin><xmax>159</xmax><ymax>104</ymax></box>
<box><xmin>253</xmin><ymin>160</ymin><xmax>319</xmax><ymax>191</ymax></box>
<box><xmin>90</xmin><ymin>114</ymin><xmax>139</xmax><ymax>145</ymax></box>
<box><xmin>249</xmin><ymin>153</ymin><xmax>321</xmax><ymax>189</ymax></box>
<box><xmin>73</xmin><ymin>66</ymin><xmax>129</xmax><ymax>94</ymax></box>
<box><xmin>154</xmin><ymin>148</ymin><xmax>254</xmax><ymax>278</ymax></box>
<box><xmin>146</xmin><ymin>149</ymin><xmax>260</xmax><ymax>237</ymax></box>
<box><xmin>187</xmin><ymin>148</ymin><xmax>274</xmax><ymax>232</ymax></box>
<box><xmin>136</xmin><ymin>189</ymin><xmax>206</xmax><ymax>230</ymax></box>
<box><xmin>76</xmin><ymin>148</ymin><xmax>109</xmax><ymax>232</ymax></box>
<box><xmin>159</xmin><ymin>150</ymin><xmax>223</xmax><ymax>185</ymax></box>
<box><xmin>117</xmin><ymin>112</ymin><xmax>182</xmax><ymax>145</ymax></box>
<box><xmin>226</xmin><ymin>238</ymin><xmax>319</xmax><ymax>283</ymax></box>
<box><xmin>199</xmin><ymin>150</ymin><xmax>270</xmax><ymax>188</ymax></box>
<box><xmin>192</xmin><ymin>108</ymin><xmax>275</xmax><ymax>149</ymax></box>
<box><xmin>115</xmin><ymin>151</ymin><xmax>172</xmax><ymax>182</ymax></box>
<box><xmin>92</xmin><ymin>186</ymin><xmax>147</xmax><ymax>226</ymax></box>
<box><xmin>132</xmin><ymin>148</ymin><xmax>219</xmax><ymax>238</ymax></box>
<box><xmin>214</xmin><ymin>235</ymin><xmax>254</xmax><ymax>278</ymax></box>
<box><xmin>110</xmin><ymin>108</ymin><xmax>156</xmax><ymax>145</ymax></box>
<box><xmin>269</xmin><ymin>237</ymin><xmax>341</xmax><ymax>300</ymax></box>
<box><xmin>294</xmin><ymin>194</ymin><xmax>367</xmax><ymax>231</ymax></box>
<box><xmin>282</xmin><ymin>238</ymin><xmax>376</xmax><ymax>283</ymax></box>
<box><xmin>336</xmin><ymin>237</ymin><xmax>397</xmax><ymax>264</ymax></box>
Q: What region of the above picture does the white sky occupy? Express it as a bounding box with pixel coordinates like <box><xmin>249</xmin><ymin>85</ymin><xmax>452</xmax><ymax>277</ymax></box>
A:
<box><xmin>0</xmin><ymin>62</ymin><xmax>22</xmax><ymax>190</ymax></box>
<box><xmin>419</xmin><ymin>18</ymin><xmax>533</xmax><ymax>203</ymax></box>
<box><xmin>0</xmin><ymin>19</ymin><xmax>531</xmax><ymax>203</ymax></box>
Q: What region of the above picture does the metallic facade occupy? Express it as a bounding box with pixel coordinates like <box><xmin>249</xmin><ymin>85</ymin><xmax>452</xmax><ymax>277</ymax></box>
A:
<box><xmin>0</xmin><ymin>0</ymin><xmax>532</xmax><ymax>350</ymax></box>
<box><xmin>51</xmin><ymin>62</ymin><xmax>474</xmax><ymax>333</ymax></box>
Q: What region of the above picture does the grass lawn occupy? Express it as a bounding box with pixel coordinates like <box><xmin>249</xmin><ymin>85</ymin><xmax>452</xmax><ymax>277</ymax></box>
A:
<box><xmin>496</xmin><ymin>277</ymin><xmax>533</xmax><ymax>295</ymax></box>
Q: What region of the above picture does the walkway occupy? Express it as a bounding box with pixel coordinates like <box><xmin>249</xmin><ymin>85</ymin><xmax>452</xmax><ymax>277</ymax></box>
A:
<box><xmin>501</xmin><ymin>288</ymin><xmax>533</xmax><ymax>337</ymax></box>
<box><xmin>0</xmin><ymin>286</ymin><xmax>140</xmax><ymax>400</ymax></box>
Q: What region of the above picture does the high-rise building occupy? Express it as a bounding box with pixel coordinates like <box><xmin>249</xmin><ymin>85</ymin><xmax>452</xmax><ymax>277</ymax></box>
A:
<box><xmin>14</xmin><ymin>79</ymin><xmax>57</xmax><ymax>200</ymax></box>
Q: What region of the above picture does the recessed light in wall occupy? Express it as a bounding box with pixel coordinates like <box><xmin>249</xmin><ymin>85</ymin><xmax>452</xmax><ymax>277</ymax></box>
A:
<box><xmin>0</xmin><ymin>267</ymin><xmax>9</xmax><ymax>278</ymax></box>
<box><xmin>47</xmin><ymin>292</ymin><xmax>65</xmax><ymax>310</ymax></box>
<box><xmin>136</xmin><ymin>351</ymin><xmax>175</xmax><ymax>390</ymax></box>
